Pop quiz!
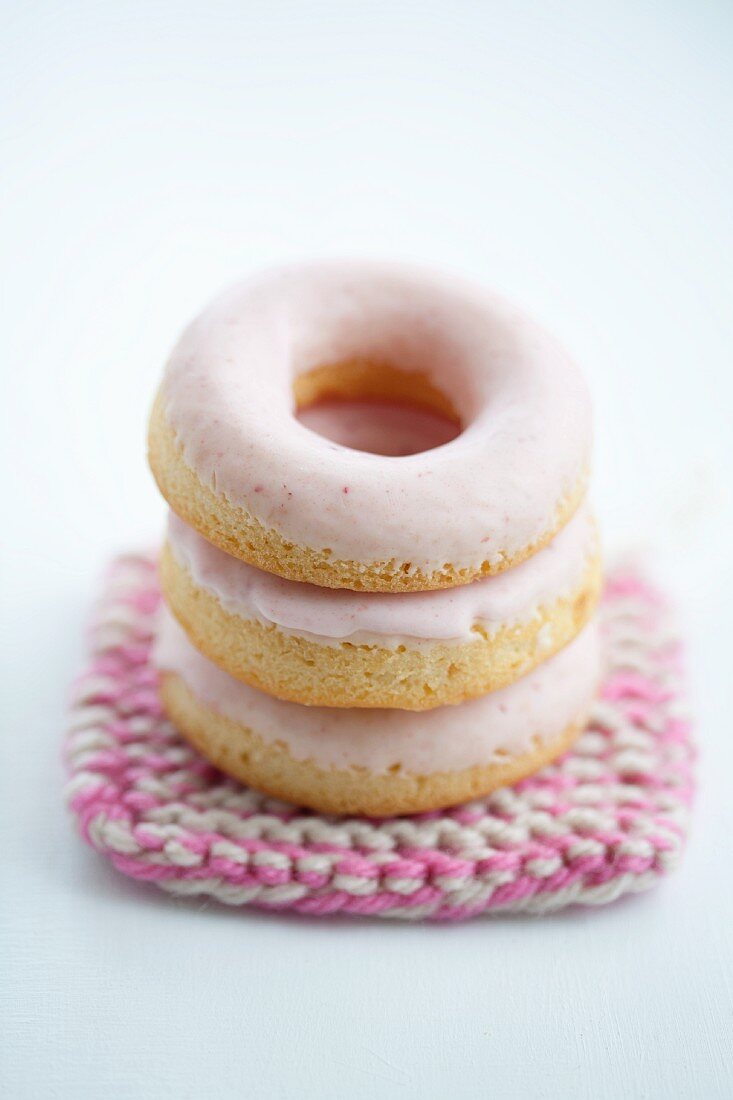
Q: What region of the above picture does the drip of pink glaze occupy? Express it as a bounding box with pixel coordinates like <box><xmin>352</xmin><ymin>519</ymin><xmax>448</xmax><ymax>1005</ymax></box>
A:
<box><xmin>166</xmin><ymin>502</ymin><xmax>598</xmax><ymax>646</ymax></box>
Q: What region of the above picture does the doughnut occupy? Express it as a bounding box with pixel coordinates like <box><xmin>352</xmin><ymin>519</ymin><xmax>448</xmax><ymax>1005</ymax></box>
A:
<box><xmin>148</xmin><ymin>261</ymin><xmax>592</xmax><ymax>592</ymax></box>
<box><xmin>160</xmin><ymin>503</ymin><xmax>601</xmax><ymax>710</ymax></box>
<box><xmin>155</xmin><ymin>609</ymin><xmax>601</xmax><ymax>816</ymax></box>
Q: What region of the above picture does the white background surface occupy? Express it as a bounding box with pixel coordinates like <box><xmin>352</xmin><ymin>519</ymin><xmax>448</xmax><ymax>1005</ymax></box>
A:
<box><xmin>2</xmin><ymin>2</ymin><xmax>732</xmax><ymax>1097</ymax></box>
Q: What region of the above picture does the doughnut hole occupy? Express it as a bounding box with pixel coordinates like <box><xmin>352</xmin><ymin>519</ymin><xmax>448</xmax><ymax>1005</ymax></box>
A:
<box><xmin>293</xmin><ymin>360</ymin><xmax>461</xmax><ymax>457</ymax></box>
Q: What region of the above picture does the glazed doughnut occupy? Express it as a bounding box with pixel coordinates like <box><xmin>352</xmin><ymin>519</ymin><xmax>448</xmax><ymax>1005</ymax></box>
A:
<box><xmin>160</xmin><ymin>503</ymin><xmax>601</xmax><ymax>709</ymax></box>
<box><xmin>155</xmin><ymin>610</ymin><xmax>601</xmax><ymax>817</ymax></box>
<box><xmin>148</xmin><ymin>262</ymin><xmax>592</xmax><ymax>592</ymax></box>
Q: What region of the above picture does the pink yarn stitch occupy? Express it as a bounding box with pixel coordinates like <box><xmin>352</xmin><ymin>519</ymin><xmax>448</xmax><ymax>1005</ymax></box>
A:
<box><xmin>64</xmin><ymin>555</ymin><xmax>694</xmax><ymax>919</ymax></box>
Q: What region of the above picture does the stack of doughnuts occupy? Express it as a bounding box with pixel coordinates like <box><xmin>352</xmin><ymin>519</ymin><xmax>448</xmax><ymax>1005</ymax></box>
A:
<box><xmin>149</xmin><ymin>262</ymin><xmax>601</xmax><ymax>816</ymax></box>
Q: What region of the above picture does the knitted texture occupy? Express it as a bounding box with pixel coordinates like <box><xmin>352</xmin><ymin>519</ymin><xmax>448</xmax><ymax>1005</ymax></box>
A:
<box><xmin>64</xmin><ymin>555</ymin><xmax>694</xmax><ymax>919</ymax></box>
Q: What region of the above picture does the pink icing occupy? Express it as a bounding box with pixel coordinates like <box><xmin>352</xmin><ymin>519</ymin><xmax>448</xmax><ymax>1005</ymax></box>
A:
<box><xmin>160</xmin><ymin>261</ymin><xmax>592</xmax><ymax>572</ymax></box>
<box><xmin>154</xmin><ymin>611</ymin><xmax>601</xmax><ymax>773</ymax></box>
<box><xmin>166</xmin><ymin>502</ymin><xmax>596</xmax><ymax>646</ymax></box>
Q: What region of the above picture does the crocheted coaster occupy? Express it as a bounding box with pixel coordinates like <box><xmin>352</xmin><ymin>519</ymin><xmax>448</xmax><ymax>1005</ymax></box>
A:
<box><xmin>65</xmin><ymin>556</ymin><xmax>694</xmax><ymax>920</ymax></box>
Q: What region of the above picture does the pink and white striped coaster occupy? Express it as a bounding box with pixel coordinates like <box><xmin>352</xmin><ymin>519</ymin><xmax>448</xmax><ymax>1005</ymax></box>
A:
<box><xmin>64</xmin><ymin>555</ymin><xmax>694</xmax><ymax>919</ymax></box>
